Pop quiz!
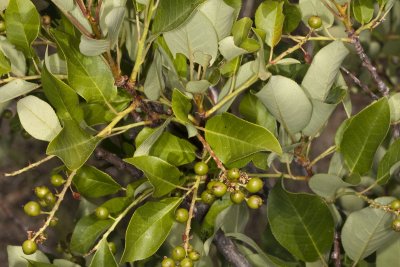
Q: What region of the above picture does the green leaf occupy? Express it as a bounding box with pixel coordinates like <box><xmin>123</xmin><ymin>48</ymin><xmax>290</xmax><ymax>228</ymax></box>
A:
<box><xmin>199</xmin><ymin>0</ymin><xmax>235</xmax><ymax>40</ymax></box>
<box><xmin>256</xmin><ymin>75</ymin><xmax>312</xmax><ymax>135</ymax></box>
<box><xmin>124</xmin><ymin>156</ymin><xmax>182</xmax><ymax>197</ymax></box>
<box><xmin>0</xmin><ymin>49</ymin><xmax>11</xmax><ymax>75</ymax></box>
<box><xmin>17</xmin><ymin>95</ymin><xmax>62</xmax><ymax>142</ymax></box>
<box><xmin>74</xmin><ymin>165</ymin><xmax>121</xmax><ymax>198</ymax></box>
<box><xmin>186</xmin><ymin>80</ymin><xmax>211</xmax><ymax>94</ymax></box>
<box><xmin>44</xmin><ymin>52</ymin><xmax>67</xmax><ymax>75</ymax></box>
<box><xmin>47</xmin><ymin>119</ymin><xmax>101</xmax><ymax>170</ymax></box>
<box><xmin>121</xmin><ymin>197</ymin><xmax>182</xmax><ymax>262</ymax></box>
<box><xmin>144</xmin><ymin>50</ymin><xmax>164</xmax><ymax>100</ymax></box>
<box><xmin>255</xmin><ymin>0</ymin><xmax>285</xmax><ymax>47</ymax></box>
<box><xmin>172</xmin><ymin>88</ymin><xmax>192</xmax><ymax>124</ymax></box>
<box><xmin>79</xmin><ymin>35</ymin><xmax>110</xmax><ymax>56</ymax></box>
<box><xmin>0</xmin><ymin>79</ymin><xmax>38</xmax><ymax>103</ymax></box>
<box><xmin>41</xmin><ymin>64</ymin><xmax>83</xmax><ymax>122</ymax></box>
<box><xmin>204</xmin><ymin>113</ymin><xmax>282</xmax><ymax>164</ymax></box>
<box><xmin>89</xmin><ymin>239</ymin><xmax>118</xmax><ymax>267</ymax></box>
<box><xmin>377</xmin><ymin>238</ymin><xmax>400</xmax><ymax>267</ymax></box>
<box><xmin>232</xmin><ymin>17</ymin><xmax>253</xmax><ymax>46</ymax></box>
<box><xmin>134</xmin><ymin>118</ymin><xmax>171</xmax><ymax>157</ymax></box>
<box><xmin>341</xmin><ymin>98</ymin><xmax>390</xmax><ymax>174</ymax></box>
<box><xmin>52</xmin><ymin>259</ymin><xmax>80</xmax><ymax>267</ymax></box>
<box><xmin>218</xmin><ymin>36</ymin><xmax>248</xmax><ymax>61</ymax></box>
<box><xmin>164</xmin><ymin>11</ymin><xmax>219</xmax><ymax>65</ymax></box>
<box><xmin>70</xmin><ymin>214</ymin><xmax>113</xmax><ymax>254</ymax></box>
<box><xmin>200</xmin><ymin>197</ymin><xmax>233</xmax><ymax>240</ymax></box>
<box><xmin>352</xmin><ymin>0</ymin><xmax>374</xmax><ymax>24</ymax></box>
<box><xmin>53</xmin><ymin>31</ymin><xmax>117</xmax><ymax>109</ymax></box>
<box><xmin>377</xmin><ymin>139</ymin><xmax>400</xmax><ymax>184</ymax></box>
<box><xmin>26</xmin><ymin>260</ymin><xmax>55</xmax><ymax>267</ymax></box>
<box><xmin>0</xmin><ymin>36</ymin><xmax>26</xmax><ymax>76</ymax></box>
<box><xmin>136</xmin><ymin>128</ymin><xmax>197</xmax><ymax>166</ymax></box>
<box><xmin>309</xmin><ymin>173</ymin><xmax>354</xmax><ymax>201</ymax></box>
<box><xmin>153</xmin><ymin>0</ymin><xmax>206</xmax><ymax>33</ymax></box>
<box><xmin>299</xmin><ymin>0</ymin><xmax>335</xmax><ymax>29</ymax></box>
<box><xmin>239</xmin><ymin>93</ymin><xmax>276</xmax><ymax>134</ymax></box>
<box><xmin>283</xmin><ymin>1</ymin><xmax>301</xmax><ymax>33</ymax></box>
<box><xmin>301</xmin><ymin>41</ymin><xmax>349</xmax><ymax>101</ymax></box>
<box><xmin>267</xmin><ymin>184</ymin><xmax>334</xmax><ymax>262</ymax></box>
<box><xmin>7</xmin><ymin>246</ymin><xmax>50</xmax><ymax>267</ymax></box>
<box><xmin>302</xmin><ymin>100</ymin><xmax>336</xmax><ymax>137</ymax></box>
<box><xmin>5</xmin><ymin>0</ymin><xmax>40</xmax><ymax>58</ymax></box>
<box><xmin>341</xmin><ymin>197</ymin><xmax>398</xmax><ymax>264</ymax></box>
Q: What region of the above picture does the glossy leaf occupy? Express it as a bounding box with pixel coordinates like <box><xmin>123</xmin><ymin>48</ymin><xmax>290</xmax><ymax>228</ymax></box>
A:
<box><xmin>301</xmin><ymin>41</ymin><xmax>349</xmax><ymax>101</ymax></box>
<box><xmin>89</xmin><ymin>239</ymin><xmax>118</xmax><ymax>267</ymax></box>
<box><xmin>17</xmin><ymin>95</ymin><xmax>62</xmax><ymax>142</ymax></box>
<box><xmin>231</xmin><ymin>17</ymin><xmax>253</xmax><ymax>46</ymax></box>
<box><xmin>341</xmin><ymin>197</ymin><xmax>398</xmax><ymax>264</ymax></box>
<box><xmin>283</xmin><ymin>1</ymin><xmax>302</xmax><ymax>33</ymax></box>
<box><xmin>376</xmin><ymin>238</ymin><xmax>400</xmax><ymax>267</ymax></box>
<box><xmin>124</xmin><ymin>156</ymin><xmax>182</xmax><ymax>197</ymax></box>
<box><xmin>47</xmin><ymin>119</ymin><xmax>101</xmax><ymax>170</ymax></box>
<box><xmin>153</xmin><ymin>0</ymin><xmax>206</xmax><ymax>33</ymax></box>
<box><xmin>41</xmin><ymin>64</ymin><xmax>83</xmax><ymax>122</ymax></box>
<box><xmin>70</xmin><ymin>214</ymin><xmax>113</xmax><ymax>254</ymax></box>
<box><xmin>74</xmin><ymin>165</ymin><xmax>121</xmax><ymax>198</ymax></box>
<box><xmin>377</xmin><ymin>139</ymin><xmax>400</xmax><ymax>184</ymax></box>
<box><xmin>200</xmin><ymin>197</ymin><xmax>233</xmax><ymax>240</ymax></box>
<box><xmin>0</xmin><ymin>36</ymin><xmax>26</xmax><ymax>76</ymax></box>
<box><xmin>164</xmin><ymin>11</ymin><xmax>218</xmax><ymax>65</ymax></box>
<box><xmin>136</xmin><ymin>128</ymin><xmax>197</xmax><ymax>166</ymax></box>
<box><xmin>7</xmin><ymin>246</ymin><xmax>50</xmax><ymax>267</ymax></box>
<box><xmin>134</xmin><ymin>118</ymin><xmax>171</xmax><ymax>157</ymax></box>
<box><xmin>255</xmin><ymin>1</ymin><xmax>285</xmax><ymax>47</ymax></box>
<box><xmin>199</xmin><ymin>0</ymin><xmax>235</xmax><ymax>40</ymax></box>
<box><xmin>5</xmin><ymin>0</ymin><xmax>40</xmax><ymax>57</ymax></box>
<box><xmin>205</xmin><ymin>113</ymin><xmax>282</xmax><ymax>164</ymax></box>
<box><xmin>341</xmin><ymin>98</ymin><xmax>390</xmax><ymax>174</ymax></box>
<box><xmin>172</xmin><ymin>88</ymin><xmax>192</xmax><ymax>124</ymax></box>
<box><xmin>256</xmin><ymin>75</ymin><xmax>312</xmax><ymax>135</ymax></box>
<box><xmin>53</xmin><ymin>31</ymin><xmax>117</xmax><ymax>109</ymax></box>
<box><xmin>267</xmin><ymin>184</ymin><xmax>334</xmax><ymax>262</ymax></box>
<box><xmin>0</xmin><ymin>79</ymin><xmax>38</xmax><ymax>103</ymax></box>
<box><xmin>352</xmin><ymin>0</ymin><xmax>374</xmax><ymax>24</ymax></box>
<box><xmin>121</xmin><ymin>197</ymin><xmax>181</xmax><ymax>262</ymax></box>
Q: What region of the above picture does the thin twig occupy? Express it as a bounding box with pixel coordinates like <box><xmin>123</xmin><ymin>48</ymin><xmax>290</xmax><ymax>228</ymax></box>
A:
<box><xmin>183</xmin><ymin>176</ymin><xmax>201</xmax><ymax>253</ymax></box>
<box><xmin>4</xmin><ymin>155</ymin><xmax>56</xmax><ymax>177</ymax></box>
<box><xmin>197</xmin><ymin>134</ymin><xmax>226</xmax><ymax>171</ymax></box>
<box><xmin>348</xmin><ymin>30</ymin><xmax>390</xmax><ymax>97</ymax></box>
<box><xmin>95</xmin><ymin>147</ymin><xmax>142</xmax><ymax>178</ymax></box>
<box><xmin>340</xmin><ymin>67</ymin><xmax>379</xmax><ymax>100</ymax></box>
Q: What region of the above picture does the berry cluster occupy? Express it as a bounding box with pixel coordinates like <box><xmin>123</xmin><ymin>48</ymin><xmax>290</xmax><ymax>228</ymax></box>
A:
<box><xmin>390</xmin><ymin>199</ymin><xmax>400</xmax><ymax>232</ymax></box>
<box><xmin>162</xmin><ymin>245</ymin><xmax>200</xmax><ymax>267</ymax></box>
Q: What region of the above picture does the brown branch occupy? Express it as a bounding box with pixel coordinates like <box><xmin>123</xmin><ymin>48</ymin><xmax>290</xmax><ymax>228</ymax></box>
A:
<box><xmin>213</xmin><ymin>230</ymin><xmax>252</xmax><ymax>267</ymax></box>
<box><xmin>340</xmin><ymin>67</ymin><xmax>379</xmax><ymax>100</ymax></box>
<box><xmin>196</xmin><ymin>134</ymin><xmax>226</xmax><ymax>171</ymax></box>
<box><xmin>332</xmin><ymin>231</ymin><xmax>342</xmax><ymax>267</ymax></box>
<box><xmin>94</xmin><ymin>147</ymin><xmax>142</xmax><ymax>178</ymax></box>
<box><xmin>349</xmin><ymin>31</ymin><xmax>390</xmax><ymax>97</ymax></box>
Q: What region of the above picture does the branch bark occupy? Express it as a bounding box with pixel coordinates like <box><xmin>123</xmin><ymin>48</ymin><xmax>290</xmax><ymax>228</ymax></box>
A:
<box><xmin>213</xmin><ymin>230</ymin><xmax>252</xmax><ymax>267</ymax></box>
<box><xmin>95</xmin><ymin>147</ymin><xmax>142</xmax><ymax>178</ymax></box>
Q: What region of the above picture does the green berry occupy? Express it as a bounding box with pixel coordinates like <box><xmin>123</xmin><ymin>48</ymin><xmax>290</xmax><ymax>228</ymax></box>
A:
<box><xmin>211</xmin><ymin>182</ymin><xmax>227</xmax><ymax>197</ymax></box>
<box><xmin>206</xmin><ymin>180</ymin><xmax>217</xmax><ymax>191</ymax></box>
<box><xmin>161</xmin><ymin>257</ymin><xmax>175</xmax><ymax>267</ymax></box>
<box><xmin>392</xmin><ymin>218</ymin><xmax>400</xmax><ymax>232</ymax></box>
<box><xmin>95</xmin><ymin>207</ymin><xmax>109</xmax><ymax>220</ymax></box>
<box><xmin>188</xmin><ymin>250</ymin><xmax>200</xmax><ymax>261</ymax></box>
<box><xmin>24</xmin><ymin>201</ymin><xmax>41</xmax><ymax>216</ymax></box>
<box><xmin>390</xmin><ymin>199</ymin><xmax>400</xmax><ymax>211</ymax></box>
<box><xmin>194</xmin><ymin>162</ymin><xmax>209</xmax><ymax>176</ymax></box>
<box><xmin>44</xmin><ymin>192</ymin><xmax>56</xmax><ymax>207</ymax></box>
<box><xmin>230</xmin><ymin>191</ymin><xmax>245</xmax><ymax>204</ymax></box>
<box><xmin>171</xmin><ymin>246</ymin><xmax>186</xmax><ymax>261</ymax></box>
<box><xmin>227</xmin><ymin>168</ymin><xmax>240</xmax><ymax>180</ymax></box>
<box><xmin>201</xmin><ymin>190</ymin><xmax>216</xmax><ymax>204</ymax></box>
<box><xmin>50</xmin><ymin>217</ymin><xmax>58</xmax><ymax>227</ymax></box>
<box><xmin>180</xmin><ymin>258</ymin><xmax>193</xmax><ymax>267</ymax></box>
<box><xmin>22</xmin><ymin>240</ymin><xmax>37</xmax><ymax>255</ymax></box>
<box><xmin>175</xmin><ymin>208</ymin><xmax>189</xmax><ymax>223</ymax></box>
<box><xmin>34</xmin><ymin>186</ymin><xmax>50</xmax><ymax>199</ymax></box>
<box><xmin>108</xmin><ymin>242</ymin><xmax>117</xmax><ymax>254</ymax></box>
<box><xmin>308</xmin><ymin>16</ymin><xmax>322</xmax><ymax>29</ymax></box>
<box><xmin>246</xmin><ymin>177</ymin><xmax>263</xmax><ymax>193</ymax></box>
<box><xmin>246</xmin><ymin>195</ymin><xmax>263</xmax><ymax>209</ymax></box>
<box><xmin>50</xmin><ymin>174</ymin><xmax>65</xmax><ymax>187</ymax></box>
<box><xmin>2</xmin><ymin>109</ymin><xmax>13</xmax><ymax>119</ymax></box>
